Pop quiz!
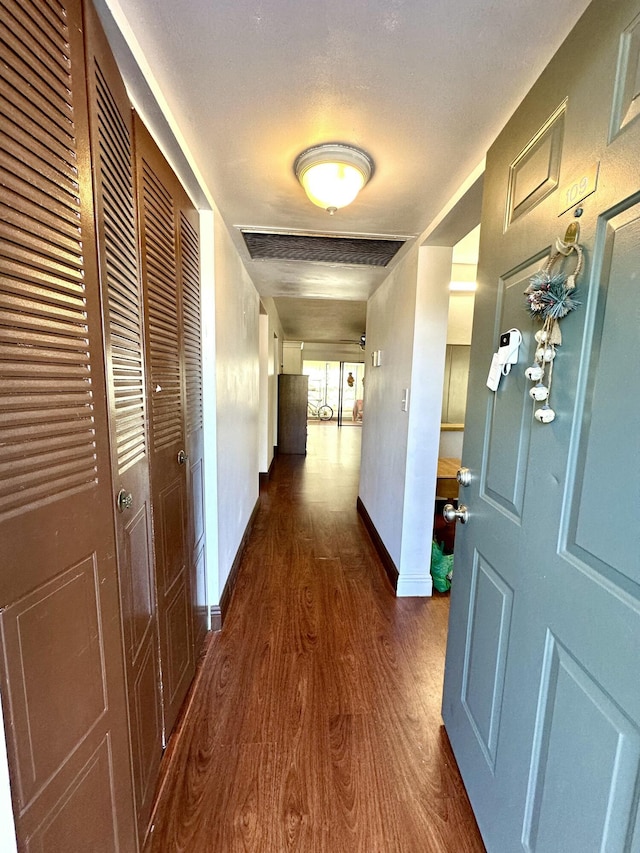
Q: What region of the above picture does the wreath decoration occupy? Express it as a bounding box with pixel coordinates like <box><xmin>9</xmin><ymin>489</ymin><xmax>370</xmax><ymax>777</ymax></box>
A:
<box><xmin>525</xmin><ymin>270</ymin><xmax>581</xmax><ymax>321</ymax></box>
<box><xmin>523</xmin><ymin>239</ymin><xmax>583</xmax><ymax>424</ymax></box>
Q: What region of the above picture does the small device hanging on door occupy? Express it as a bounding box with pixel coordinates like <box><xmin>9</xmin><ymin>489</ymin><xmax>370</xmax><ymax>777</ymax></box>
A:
<box><xmin>496</xmin><ymin>329</ymin><xmax>522</xmax><ymax>372</ymax></box>
<box><xmin>487</xmin><ymin>328</ymin><xmax>522</xmax><ymax>392</ymax></box>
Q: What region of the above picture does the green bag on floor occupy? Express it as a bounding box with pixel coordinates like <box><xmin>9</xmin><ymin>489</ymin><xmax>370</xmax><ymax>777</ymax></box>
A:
<box><xmin>431</xmin><ymin>540</ymin><xmax>453</xmax><ymax>592</ymax></box>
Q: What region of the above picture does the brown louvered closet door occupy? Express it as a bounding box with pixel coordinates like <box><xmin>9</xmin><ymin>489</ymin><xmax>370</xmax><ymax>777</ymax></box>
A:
<box><xmin>83</xmin><ymin>2</ymin><xmax>163</xmax><ymax>844</ymax></box>
<box><xmin>0</xmin><ymin>0</ymin><xmax>137</xmax><ymax>848</ymax></box>
<box><xmin>133</xmin><ymin>115</ymin><xmax>195</xmax><ymax>736</ymax></box>
<box><xmin>178</xmin><ymin>203</ymin><xmax>208</xmax><ymax>656</ymax></box>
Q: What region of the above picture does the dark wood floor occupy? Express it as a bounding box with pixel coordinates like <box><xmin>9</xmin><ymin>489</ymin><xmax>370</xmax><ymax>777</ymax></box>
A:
<box><xmin>145</xmin><ymin>425</ymin><xmax>485</xmax><ymax>852</ymax></box>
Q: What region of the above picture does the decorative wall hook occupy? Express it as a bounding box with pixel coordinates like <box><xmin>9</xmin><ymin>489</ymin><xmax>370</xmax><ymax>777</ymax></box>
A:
<box><xmin>562</xmin><ymin>219</ymin><xmax>580</xmax><ymax>246</ymax></box>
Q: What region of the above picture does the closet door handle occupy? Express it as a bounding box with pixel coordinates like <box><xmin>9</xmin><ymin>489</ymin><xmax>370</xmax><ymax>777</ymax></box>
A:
<box><xmin>116</xmin><ymin>489</ymin><xmax>134</xmax><ymax>513</ymax></box>
<box><xmin>177</xmin><ymin>450</ymin><xmax>188</xmax><ymax>465</ymax></box>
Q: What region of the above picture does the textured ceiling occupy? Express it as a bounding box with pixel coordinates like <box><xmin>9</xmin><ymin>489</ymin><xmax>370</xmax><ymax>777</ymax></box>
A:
<box><xmin>96</xmin><ymin>0</ymin><xmax>592</xmax><ymax>341</ymax></box>
<box><xmin>274</xmin><ymin>298</ymin><xmax>367</xmax><ymax>344</ymax></box>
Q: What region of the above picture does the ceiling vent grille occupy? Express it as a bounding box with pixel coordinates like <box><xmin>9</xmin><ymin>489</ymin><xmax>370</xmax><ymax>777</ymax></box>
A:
<box><xmin>241</xmin><ymin>231</ymin><xmax>404</xmax><ymax>267</ymax></box>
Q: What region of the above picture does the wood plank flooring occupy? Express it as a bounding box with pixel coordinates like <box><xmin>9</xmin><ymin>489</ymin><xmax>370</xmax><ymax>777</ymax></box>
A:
<box><xmin>145</xmin><ymin>424</ymin><xmax>485</xmax><ymax>852</ymax></box>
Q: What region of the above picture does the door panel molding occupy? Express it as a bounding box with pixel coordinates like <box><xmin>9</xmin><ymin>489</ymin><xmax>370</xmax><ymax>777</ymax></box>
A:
<box><xmin>123</xmin><ymin>504</ymin><xmax>154</xmax><ymax>660</ymax></box>
<box><xmin>481</xmin><ymin>256</ymin><xmax>546</xmax><ymax>521</ymax></box>
<box><xmin>523</xmin><ymin>631</ymin><xmax>640</xmax><ymax>852</ymax></box>
<box><xmin>505</xmin><ymin>101</ymin><xmax>566</xmax><ymax>229</ymax></box>
<box><xmin>609</xmin><ymin>11</ymin><xmax>640</xmax><ymax>141</ymax></box>
<box><xmin>461</xmin><ymin>551</ymin><xmax>514</xmax><ymax>771</ymax></box>
<box><xmin>190</xmin><ymin>458</ymin><xmax>205</xmax><ymax>548</ymax></box>
<box><xmin>131</xmin><ymin>639</ymin><xmax>162</xmax><ymax>807</ymax></box>
<box><xmin>0</xmin><ymin>556</ymin><xmax>107</xmax><ymax>809</ymax></box>
<box><xmin>163</xmin><ymin>579</ymin><xmax>192</xmax><ymax>706</ymax></box>
<box><xmin>561</xmin><ymin>196</ymin><xmax>640</xmax><ymax>597</ymax></box>
<box><xmin>158</xmin><ymin>478</ymin><xmax>188</xmax><ymax>592</ymax></box>
<box><xmin>29</xmin><ymin>736</ymin><xmax>118</xmax><ymax>853</ymax></box>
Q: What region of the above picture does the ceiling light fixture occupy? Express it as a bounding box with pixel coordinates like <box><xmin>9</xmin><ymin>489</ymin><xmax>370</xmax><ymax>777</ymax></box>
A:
<box><xmin>294</xmin><ymin>144</ymin><xmax>373</xmax><ymax>215</ymax></box>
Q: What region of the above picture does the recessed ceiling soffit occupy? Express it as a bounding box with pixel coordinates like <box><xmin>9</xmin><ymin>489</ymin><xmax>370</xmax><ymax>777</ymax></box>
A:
<box><xmin>241</xmin><ymin>231</ymin><xmax>406</xmax><ymax>267</ymax></box>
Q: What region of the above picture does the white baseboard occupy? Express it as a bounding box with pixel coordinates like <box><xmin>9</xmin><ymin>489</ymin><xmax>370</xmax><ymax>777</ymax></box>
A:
<box><xmin>396</xmin><ymin>574</ymin><xmax>433</xmax><ymax>597</ymax></box>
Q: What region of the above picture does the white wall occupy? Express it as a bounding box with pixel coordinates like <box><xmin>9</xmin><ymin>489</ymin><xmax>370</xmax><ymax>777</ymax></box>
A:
<box><xmin>258</xmin><ymin>312</ymin><xmax>270</xmax><ymax>473</ymax></box>
<box><xmin>268</xmin><ymin>311</ymin><xmax>282</xmax><ymax>463</ymax></box>
<box><xmin>359</xmin><ymin>245</ymin><xmax>451</xmax><ymax>596</ymax></box>
<box><xmin>302</xmin><ymin>342</ymin><xmax>364</xmax><ymax>364</ymax></box>
<box><xmin>359</xmin><ymin>250</ymin><xmax>418</xmax><ymax>571</ymax></box>
<box><xmin>214</xmin><ymin>214</ymin><xmax>260</xmax><ymax>592</ymax></box>
<box><xmin>440</xmin><ymin>289</ymin><xmax>476</xmax><ymax>460</ymax></box>
<box><xmin>200</xmin><ymin>210</ymin><xmax>219</xmax><ymax>612</ymax></box>
<box><xmin>439</xmin><ymin>429</ymin><xmax>464</xmax><ymax>458</ymax></box>
<box><xmin>447</xmin><ymin>291</ymin><xmax>476</xmax><ymax>344</ymax></box>
<box><xmin>283</xmin><ymin>341</ymin><xmax>303</xmax><ymax>373</ymax></box>
<box><xmin>399</xmin><ymin>246</ymin><xmax>452</xmax><ymax>595</ymax></box>
<box><xmin>258</xmin><ymin>298</ymin><xmax>283</xmax><ymax>473</ymax></box>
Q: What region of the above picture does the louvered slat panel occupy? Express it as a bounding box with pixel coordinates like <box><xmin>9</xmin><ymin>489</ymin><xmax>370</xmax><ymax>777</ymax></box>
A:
<box><xmin>180</xmin><ymin>213</ymin><xmax>203</xmax><ymax>435</ymax></box>
<box><xmin>141</xmin><ymin>161</ymin><xmax>182</xmax><ymax>452</ymax></box>
<box><xmin>94</xmin><ymin>60</ymin><xmax>147</xmax><ymax>475</ymax></box>
<box><xmin>1</xmin><ymin>93</ymin><xmax>77</xmax><ymax>176</ymax></box>
<box><xmin>0</xmin><ymin>0</ymin><xmax>98</xmax><ymax>520</ymax></box>
<box><xmin>0</xmin><ymin>139</ymin><xmax>78</xmax><ymax>201</ymax></box>
<box><xmin>0</xmin><ymin>216</ymin><xmax>86</xmax><ymax>273</ymax></box>
<box><xmin>2</xmin><ymin>191</ymin><xmax>86</xmax><ymax>264</ymax></box>
<box><xmin>1</xmin><ymin>1</ymin><xmax>74</xmax><ymax>99</ymax></box>
<box><xmin>0</xmin><ymin>0</ymin><xmax>75</xmax><ymax>147</ymax></box>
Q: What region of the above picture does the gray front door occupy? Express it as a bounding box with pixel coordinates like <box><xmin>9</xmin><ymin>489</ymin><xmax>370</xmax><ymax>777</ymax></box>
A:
<box><xmin>442</xmin><ymin>0</ymin><xmax>640</xmax><ymax>850</ymax></box>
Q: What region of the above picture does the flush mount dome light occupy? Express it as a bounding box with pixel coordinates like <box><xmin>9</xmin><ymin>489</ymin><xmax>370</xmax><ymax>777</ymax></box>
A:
<box><xmin>294</xmin><ymin>143</ymin><xmax>373</xmax><ymax>214</ymax></box>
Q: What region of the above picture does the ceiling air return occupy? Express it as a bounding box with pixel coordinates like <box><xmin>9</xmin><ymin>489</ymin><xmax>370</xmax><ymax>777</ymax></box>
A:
<box><xmin>241</xmin><ymin>231</ymin><xmax>404</xmax><ymax>267</ymax></box>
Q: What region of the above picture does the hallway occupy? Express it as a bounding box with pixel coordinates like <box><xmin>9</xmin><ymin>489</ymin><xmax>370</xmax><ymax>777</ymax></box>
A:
<box><xmin>145</xmin><ymin>425</ymin><xmax>485</xmax><ymax>852</ymax></box>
